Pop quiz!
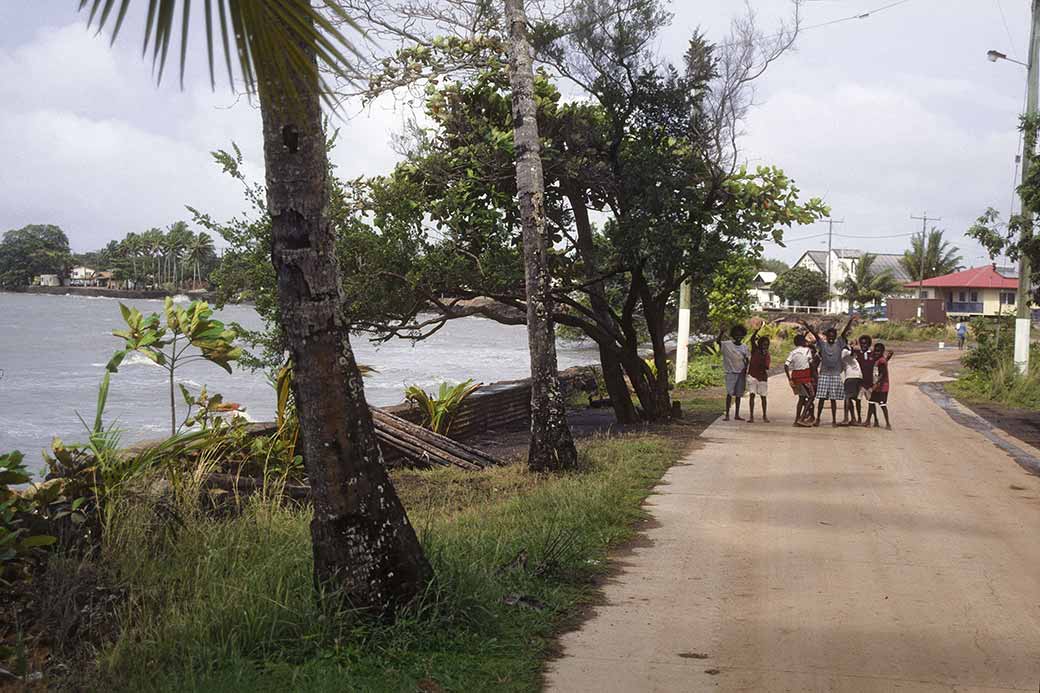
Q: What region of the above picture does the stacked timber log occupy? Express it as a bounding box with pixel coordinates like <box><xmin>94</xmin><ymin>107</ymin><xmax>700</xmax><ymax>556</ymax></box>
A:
<box><xmin>370</xmin><ymin>409</ymin><xmax>500</xmax><ymax>470</ymax></box>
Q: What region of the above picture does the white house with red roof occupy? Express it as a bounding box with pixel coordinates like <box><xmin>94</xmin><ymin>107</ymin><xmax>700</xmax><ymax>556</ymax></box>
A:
<box><xmin>905</xmin><ymin>264</ymin><xmax>1022</xmax><ymax>317</ymax></box>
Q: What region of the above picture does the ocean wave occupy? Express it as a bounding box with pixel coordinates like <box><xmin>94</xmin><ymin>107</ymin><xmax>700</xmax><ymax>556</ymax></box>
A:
<box><xmin>171</xmin><ymin>294</ymin><xmax>191</xmax><ymax>304</ymax></box>
<box><xmin>122</xmin><ymin>352</ymin><xmax>162</xmax><ymax>368</ymax></box>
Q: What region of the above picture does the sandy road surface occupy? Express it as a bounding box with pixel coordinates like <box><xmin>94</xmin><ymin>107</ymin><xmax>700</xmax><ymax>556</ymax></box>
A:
<box><xmin>546</xmin><ymin>350</ymin><xmax>1040</xmax><ymax>692</ymax></box>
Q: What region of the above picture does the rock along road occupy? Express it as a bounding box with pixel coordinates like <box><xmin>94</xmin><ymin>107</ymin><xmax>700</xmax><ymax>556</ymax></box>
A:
<box><xmin>546</xmin><ymin>350</ymin><xmax>1040</xmax><ymax>692</ymax></box>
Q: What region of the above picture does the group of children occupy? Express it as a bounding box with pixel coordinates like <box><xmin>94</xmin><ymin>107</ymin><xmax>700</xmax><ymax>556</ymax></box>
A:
<box><xmin>718</xmin><ymin>317</ymin><xmax>895</xmax><ymax>429</ymax></box>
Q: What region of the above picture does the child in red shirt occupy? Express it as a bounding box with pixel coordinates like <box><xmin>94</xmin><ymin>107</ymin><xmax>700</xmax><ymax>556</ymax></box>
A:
<box><xmin>864</xmin><ymin>342</ymin><xmax>893</xmax><ymax>429</ymax></box>
<box><xmin>747</xmin><ymin>335</ymin><xmax>771</xmax><ymax>423</ymax></box>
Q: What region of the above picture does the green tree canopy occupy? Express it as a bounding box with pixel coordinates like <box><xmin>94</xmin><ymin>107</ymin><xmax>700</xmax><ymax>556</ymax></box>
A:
<box><xmin>0</xmin><ymin>224</ymin><xmax>73</xmax><ymax>286</ymax></box>
<box><xmin>772</xmin><ymin>266</ymin><xmax>829</xmax><ymax>306</ymax></box>
<box><xmin>758</xmin><ymin>258</ymin><xmax>790</xmax><ymax>275</ymax></box>
<box><xmin>900</xmin><ymin>228</ymin><xmax>963</xmax><ymax>281</ymax></box>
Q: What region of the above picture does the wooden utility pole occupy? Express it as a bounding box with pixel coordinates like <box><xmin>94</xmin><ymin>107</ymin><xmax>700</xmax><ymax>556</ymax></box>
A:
<box><xmin>910</xmin><ymin>212</ymin><xmax>941</xmax><ymax>320</ymax></box>
<box><xmin>820</xmin><ymin>218</ymin><xmax>843</xmax><ymax>313</ymax></box>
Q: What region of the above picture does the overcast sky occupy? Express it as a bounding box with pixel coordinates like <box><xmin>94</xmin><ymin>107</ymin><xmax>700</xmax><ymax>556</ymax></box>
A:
<box><xmin>0</xmin><ymin>0</ymin><xmax>1031</xmax><ymax>268</ymax></box>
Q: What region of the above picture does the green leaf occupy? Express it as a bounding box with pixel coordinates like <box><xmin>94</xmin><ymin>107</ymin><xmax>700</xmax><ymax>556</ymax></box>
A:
<box><xmin>179</xmin><ymin>383</ymin><xmax>193</xmax><ymax>406</ymax></box>
<box><xmin>20</xmin><ymin>534</ymin><xmax>57</xmax><ymax>549</ymax></box>
<box><xmin>106</xmin><ymin>350</ymin><xmax>127</xmax><ymax>372</ymax></box>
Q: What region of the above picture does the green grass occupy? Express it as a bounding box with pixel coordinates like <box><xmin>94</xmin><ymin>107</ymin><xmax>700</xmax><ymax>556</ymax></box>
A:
<box><xmin>91</xmin><ymin>433</ymin><xmax>693</xmax><ymax>692</ymax></box>
<box><xmin>947</xmin><ymin>362</ymin><xmax>1040</xmax><ymax>411</ymax></box>
<box><xmin>851</xmin><ymin>321</ymin><xmax>951</xmax><ymax>344</ymax></box>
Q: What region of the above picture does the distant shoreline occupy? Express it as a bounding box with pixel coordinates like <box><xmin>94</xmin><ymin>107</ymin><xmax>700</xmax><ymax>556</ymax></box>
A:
<box><xmin>2</xmin><ymin>285</ymin><xmax>220</xmax><ymax>302</ymax></box>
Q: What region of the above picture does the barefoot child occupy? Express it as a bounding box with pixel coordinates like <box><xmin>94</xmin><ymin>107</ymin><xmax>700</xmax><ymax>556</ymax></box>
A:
<box><xmin>864</xmin><ymin>343</ymin><xmax>894</xmax><ymax>429</ymax></box>
<box><xmin>747</xmin><ymin>334</ymin><xmax>771</xmax><ymax>423</ymax></box>
<box><xmin>801</xmin><ymin>317</ymin><xmax>854</xmax><ymax>427</ymax></box>
<box><xmin>784</xmin><ymin>334</ymin><xmax>814</xmax><ymax>427</ymax></box>
<box><xmin>718</xmin><ymin>325</ymin><xmax>749</xmax><ymax>421</ymax></box>
<box><xmin>841</xmin><ymin>341</ymin><xmax>863</xmax><ymax>425</ymax></box>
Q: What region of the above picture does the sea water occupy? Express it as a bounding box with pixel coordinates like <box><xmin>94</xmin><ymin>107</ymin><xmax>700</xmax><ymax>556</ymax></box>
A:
<box><xmin>0</xmin><ymin>292</ymin><xmax>597</xmax><ymax>472</ymax></box>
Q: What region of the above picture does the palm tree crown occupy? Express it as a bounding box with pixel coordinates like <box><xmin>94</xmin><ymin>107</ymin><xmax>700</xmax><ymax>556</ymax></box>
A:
<box><xmin>838</xmin><ymin>253</ymin><xmax>901</xmax><ymax>312</ymax></box>
<box><xmin>900</xmin><ymin>228</ymin><xmax>963</xmax><ymax>281</ymax></box>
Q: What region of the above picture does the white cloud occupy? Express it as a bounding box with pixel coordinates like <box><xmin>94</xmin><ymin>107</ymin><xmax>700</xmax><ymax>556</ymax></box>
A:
<box><xmin>0</xmin><ymin>19</ymin><xmax>415</xmax><ymax>252</ymax></box>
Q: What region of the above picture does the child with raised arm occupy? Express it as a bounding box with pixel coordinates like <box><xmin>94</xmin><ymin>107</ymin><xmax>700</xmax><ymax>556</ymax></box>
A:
<box><xmin>800</xmin><ymin>316</ymin><xmax>854</xmax><ymax>427</ymax></box>
<box><xmin>718</xmin><ymin>324</ymin><xmax>750</xmax><ymax>421</ymax></box>
<box><xmin>840</xmin><ymin>340</ymin><xmax>864</xmax><ymax>425</ymax></box>
<box><xmin>784</xmin><ymin>333</ymin><xmax>814</xmax><ymax>427</ymax></box>
<box><xmin>747</xmin><ymin>334</ymin><xmax>771</xmax><ymax>423</ymax></box>
<box><xmin>864</xmin><ymin>343</ymin><xmax>894</xmax><ymax>429</ymax></box>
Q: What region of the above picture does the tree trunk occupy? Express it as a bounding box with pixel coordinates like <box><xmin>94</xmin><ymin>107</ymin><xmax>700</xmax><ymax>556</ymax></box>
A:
<box><xmin>257</xmin><ymin>9</ymin><xmax>431</xmax><ymax>613</ymax></box>
<box><xmin>505</xmin><ymin>0</ymin><xmax>578</xmax><ymax>472</ymax></box>
<box><xmin>565</xmin><ymin>190</ymin><xmax>638</xmax><ymax>424</ymax></box>
<box><xmin>619</xmin><ymin>351</ymin><xmax>671</xmax><ymax>421</ymax></box>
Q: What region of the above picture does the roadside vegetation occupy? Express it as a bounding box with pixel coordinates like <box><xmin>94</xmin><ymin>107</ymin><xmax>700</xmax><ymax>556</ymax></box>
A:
<box><xmin>3</xmin><ymin>387</ymin><xmax>717</xmax><ymax>691</ymax></box>
<box><xmin>947</xmin><ymin>316</ymin><xmax>1040</xmax><ymax>410</ymax></box>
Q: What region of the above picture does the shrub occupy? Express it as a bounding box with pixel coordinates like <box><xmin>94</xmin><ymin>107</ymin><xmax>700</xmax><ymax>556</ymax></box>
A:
<box><xmin>1</xmin><ymin>452</ymin><xmax>56</xmax><ymax>587</ymax></box>
<box><xmin>405</xmin><ymin>380</ymin><xmax>482</xmax><ymax>435</ymax></box>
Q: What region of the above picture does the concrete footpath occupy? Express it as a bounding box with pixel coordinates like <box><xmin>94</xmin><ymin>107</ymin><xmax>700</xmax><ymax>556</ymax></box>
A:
<box><xmin>546</xmin><ymin>350</ymin><xmax>1040</xmax><ymax>692</ymax></box>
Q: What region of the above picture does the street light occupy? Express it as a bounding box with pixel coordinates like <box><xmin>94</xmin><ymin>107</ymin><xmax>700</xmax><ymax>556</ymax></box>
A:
<box><xmin>989</xmin><ymin>31</ymin><xmax>1039</xmax><ymax>374</ymax></box>
<box><xmin>987</xmin><ymin>49</ymin><xmax>1029</xmax><ymax>68</ymax></box>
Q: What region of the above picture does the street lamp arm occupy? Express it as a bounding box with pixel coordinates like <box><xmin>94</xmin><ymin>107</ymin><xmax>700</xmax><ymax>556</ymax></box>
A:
<box><xmin>987</xmin><ymin>49</ymin><xmax>1030</xmax><ymax>69</ymax></box>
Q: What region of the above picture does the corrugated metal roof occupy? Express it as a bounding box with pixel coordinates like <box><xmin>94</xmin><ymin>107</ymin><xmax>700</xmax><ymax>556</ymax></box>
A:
<box><xmin>908</xmin><ymin>265</ymin><xmax>1018</xmax><ymax>289</ymax></box>
<box><xmin>798</xmin><ymin>250</ymin><xmax>911</xmax><ymax>283</ymax></box>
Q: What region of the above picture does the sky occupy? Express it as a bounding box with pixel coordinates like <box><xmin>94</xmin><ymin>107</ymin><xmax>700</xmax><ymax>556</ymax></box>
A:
<box><xmin>0</xmin><ymin>0</ymin><xmax>1032</xmax><ymax>269</ymax></box>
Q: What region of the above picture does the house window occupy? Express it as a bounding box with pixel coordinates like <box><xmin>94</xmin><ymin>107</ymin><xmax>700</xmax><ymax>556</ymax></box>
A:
<box><xmin>958</xmin><ymin>291</ymin><xmax>966</xmax><ymax>302</ymax></box>
<box><xmin>970</xmin><ymin>291</ymin><xmax>979</xmax><ymax>303</ymax></box>
<box><xmin>1001</xmin><ymin>291</ymin><xmax>1016</xmax><ymax>305</ymax></box>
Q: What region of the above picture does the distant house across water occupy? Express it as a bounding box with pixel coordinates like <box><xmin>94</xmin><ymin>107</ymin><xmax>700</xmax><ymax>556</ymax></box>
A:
<box><xmin>95</xmin><ymin>270</ymin><xmax>117</xmax><ymax>289</ymax></box>
<box><xmin>68</xmin><ymin>266</ymin><xmax>96</xmax><ymax>287</ymax></box>
<box><xmin>35</xmin><ymin>274</ymin><xmax>61</xmax><ymax>287</ymax></box>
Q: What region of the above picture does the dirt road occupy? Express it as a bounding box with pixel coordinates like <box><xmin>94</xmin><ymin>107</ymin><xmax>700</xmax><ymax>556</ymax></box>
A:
<box><xmin>546</xmin><ymin>350</ymin><xmax>1040</xmax><ymax>692</ymax></box>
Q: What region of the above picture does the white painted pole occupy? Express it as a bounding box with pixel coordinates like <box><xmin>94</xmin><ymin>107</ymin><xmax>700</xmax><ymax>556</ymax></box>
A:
<box><xmin>675</xmin><ymin>279</ymin><xmax>691</xmax><ymax>383</ymax></box>
<box><xmin>1015</xmin><ymin>0</ymin><xmax>1040</xmax><ymax>374</ymax></box>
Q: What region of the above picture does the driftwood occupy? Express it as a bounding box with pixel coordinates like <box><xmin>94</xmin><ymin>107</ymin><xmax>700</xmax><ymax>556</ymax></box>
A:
<box><xmin>370</xmin><ymin>409</ymin><xmax>500</xmax><ymax>470</ymax></box>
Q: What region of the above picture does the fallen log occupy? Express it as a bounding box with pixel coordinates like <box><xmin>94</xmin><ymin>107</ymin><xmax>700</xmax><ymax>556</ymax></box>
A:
<box><xmin>371</xmin><ymin>409</ymin><xmax>500</xmax><ymax>470</ymax></box>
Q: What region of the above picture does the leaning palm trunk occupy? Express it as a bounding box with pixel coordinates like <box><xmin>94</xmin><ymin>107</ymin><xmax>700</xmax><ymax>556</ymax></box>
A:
<box><xmin>504</xmin><ymin>0</ymin><xmax>578</xmax><ymax>472</ymax></box>
<box><xmin>256</xmin><ymin>9</ymin><xmax>431</xmax><ymax>612</ymax></box>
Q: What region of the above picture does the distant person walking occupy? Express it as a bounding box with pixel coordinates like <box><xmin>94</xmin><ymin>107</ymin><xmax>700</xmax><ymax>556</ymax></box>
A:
<box><xmin>718</xmin><ymin>325</ymin><xmax>750</xmax><ymax>421</ymax></box>
<box><xmin>955</xmin><ymin>320</ymin><xmax>968</xmax><ymax>350</ymax></box>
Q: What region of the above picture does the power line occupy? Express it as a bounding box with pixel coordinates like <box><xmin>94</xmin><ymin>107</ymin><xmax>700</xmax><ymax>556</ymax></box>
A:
<box><xmin>781</xmin><ymin>232</ymin><xmax>830</xmax><ymax>243</ymax></box>
<box><xmin>716</xmin><ymin>0</ymin><xmax>915</xmax><ymax>49</ymax></box>
<box><xmin>834</xmin><ymin>231</ymin><xmax>917</xmax><ymax>239</ymax></box>
<box><xmin>994</xmin><ymin>0</ymin><xmax>1018</xmax><ymax>55</ymax></box>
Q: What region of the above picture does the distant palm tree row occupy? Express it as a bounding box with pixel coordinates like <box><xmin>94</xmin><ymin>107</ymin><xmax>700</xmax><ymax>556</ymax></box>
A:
<box><xmin>79</xmin><ymin>222</ymin><xmax>217</xmax><ymax>289</ymax></box>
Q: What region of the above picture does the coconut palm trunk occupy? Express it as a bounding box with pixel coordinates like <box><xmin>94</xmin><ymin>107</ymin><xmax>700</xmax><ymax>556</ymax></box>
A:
<box><xmin>504</xmin><ymin>0</ymin><xmax>578</xmax><ymax>472</ymax></box>
<box><xmin>254</xmin><ymin>9</ymin><xmax>431</xmax><ymax>611</ymax></box>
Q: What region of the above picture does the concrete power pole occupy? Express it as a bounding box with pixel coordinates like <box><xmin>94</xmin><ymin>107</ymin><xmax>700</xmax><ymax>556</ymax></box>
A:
<box><xmin>910</xmin><ymin>212</ymin><xmax>941</xmax><ymax>320</ymax></box>
<box><xmin>1014</xmin><ymin>0</ymin><xmax>1040</xmax><ymax>374</ymax></box>
<box><xmin>675</xmin><ymin>279</ymin><xmax>692</xmax><ymax>384</ymax></box>
<box><xmin>822</xmin><ymin>218</ymin><xmax>843</xmax><ymax>313</ymax></box>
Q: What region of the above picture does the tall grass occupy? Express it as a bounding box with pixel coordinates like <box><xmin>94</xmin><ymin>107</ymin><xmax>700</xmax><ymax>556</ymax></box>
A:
<box><xmin>93</xmin><ymin>435</ymin><xmax>686</xmax><ymax>692</ymax></box>
<box><xmin>948</xmin><ymin>355</ymin><xmax>1040</xmax><ymax>410</ymax></box>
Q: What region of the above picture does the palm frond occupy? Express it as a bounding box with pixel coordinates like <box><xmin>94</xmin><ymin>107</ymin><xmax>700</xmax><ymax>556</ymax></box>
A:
<box><xmin>78</xmin><ymin>0</ymin><xmax>365</xmax><ymax>108</ymax></box>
